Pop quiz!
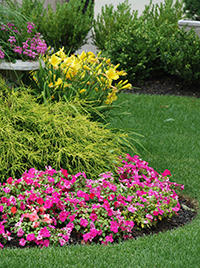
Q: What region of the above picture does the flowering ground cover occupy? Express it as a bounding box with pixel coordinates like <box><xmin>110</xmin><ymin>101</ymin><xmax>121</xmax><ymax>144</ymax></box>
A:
<box><xmin>0</xmin><ymin>154</ymin><xmax>184</xmax><ymax>249</ymax></box>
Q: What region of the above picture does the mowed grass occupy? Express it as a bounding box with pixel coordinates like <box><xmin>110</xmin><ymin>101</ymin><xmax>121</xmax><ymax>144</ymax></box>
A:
<box><xmin>1</xmin><ymin>93</ymin><xmax>200</xmax><ymax>268</ymax></box>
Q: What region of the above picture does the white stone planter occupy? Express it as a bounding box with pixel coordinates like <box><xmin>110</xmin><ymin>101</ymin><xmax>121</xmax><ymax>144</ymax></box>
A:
<box><xmin>178</xmin><ymin>19</ymin><xmax>200</xmax><ymax>37</ymax></box>
<box><xmin>0</xmin><ymin>59</ymin><xmax>45</xmax><ymax>85</ymax></box>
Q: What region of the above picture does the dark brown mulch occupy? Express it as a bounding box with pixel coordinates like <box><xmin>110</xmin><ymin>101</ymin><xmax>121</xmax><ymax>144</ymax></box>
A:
<box><xmin>124</xmin><ymin>74</ymin><xmax>200</xmax><ymax>98</ymax></box>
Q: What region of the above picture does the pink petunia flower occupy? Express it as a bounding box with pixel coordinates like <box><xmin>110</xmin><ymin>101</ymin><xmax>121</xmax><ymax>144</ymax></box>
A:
<box><xmin>161</xmin><ymin>169</ymin><xmax>171</xmax><ymax>177</ymax></box>
<box><xmin>19</xmin><ymin>238</ymin><xmax>26</xmax><ymax>246</ymax></box>
<box><xmin>105</xmin><ymin>234</ymin><xmax>113</xmax><ymax>243</ymax></box>
<box><xmin>26</xmin><ymin>233</ymin><xmax>35</xmax><ymax>241</ymax></box>
<box><xmin>80</xmin><ymin>218</ymin><xmax>88</xmax><ymax>227</ymax></box>
<box><xmin>17</xmin><ymin>228</ymin><xmax>24</xmax><ymax>237</ymax></box>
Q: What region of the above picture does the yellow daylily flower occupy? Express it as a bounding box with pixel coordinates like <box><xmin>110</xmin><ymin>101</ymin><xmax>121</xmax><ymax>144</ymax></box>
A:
<box><xmin>49</xmin><ymin>54</ymin><xmax>62</xmax><ymax>67</ymax></box>
<box><xmin>54</xmin><ymin>78</ymin><xmax>63</xmax><ymax>87</ymax></box>
<box><xmin>79</xmin><ymin>89</ymin><xmax>86</xmax><ymax>94</ymax></box>
<box><xmin>106</xmin><ymin>68</ymin><xmax>119</xmax><ymax>81</ymax></box>
<box><xmin>105</xmin><ymin>91</ymin><xmax>117</xmax><ymax>105</ymax></box>
<box><xmin>121</xmin><ymin>83</ymin><xmax>132</xmax><ymax>89</ymax></box>
<box><xmin>78</xmin><ymin>51</ymin><xmax>87</xmax><ymax>61</ymax></box>
<box><xmin>55</xmin><ymin>47</ymin><xmax>66</xmax><ymax>60</ymax></box>
<box><xmin>83</xmin><ymin>65</ymin><xmax>91</xmax><ymax>71</ymax></box>
<box><xmin>106</xmin><ymin>58</ymin><xmax>111</xmax><ymax>65</ymax></box>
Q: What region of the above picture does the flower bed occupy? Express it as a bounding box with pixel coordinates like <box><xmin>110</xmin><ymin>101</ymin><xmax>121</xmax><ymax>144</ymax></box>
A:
<box><xmin>0</xmin><ymin>154</ymin><xmax>184</xmax><ymax>249</ymax></box>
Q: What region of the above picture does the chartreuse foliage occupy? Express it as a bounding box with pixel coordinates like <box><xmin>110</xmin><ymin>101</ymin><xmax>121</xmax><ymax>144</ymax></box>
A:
<box><xmin>0</xmin><ymin>79</ymin><xmax>134</xmax><ymax>182</ymax></box>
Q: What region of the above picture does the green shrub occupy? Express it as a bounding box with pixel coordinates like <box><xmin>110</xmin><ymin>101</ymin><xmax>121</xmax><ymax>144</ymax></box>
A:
<box><xmin>16</xmin><ymin>0</ymin><xmax>94</xmax><ymax>53</ymax></box>
<box><xmin>140</xmin><ymin>0</ymin><xmax>184</xmax><ymax>26</ymax></box>
<box><xmin>104</xmin><ymin>20</ymin><xmax>166</xmax><ymax>82</ymax></box>
<box><xmin>92</xmin><ymin>0</ymin><xmax>184</xmax><ymax>52</ymax></box>
<box><xmin>0</xmin><ymin>80</ymin><xmax>135</xmax><ymax>183</ymax></box>
<box><xmin>92</xmin><ymin>0</ymin><xmax>138</xmax><ymax>51</ymax></box>
<box><xmin>159</xmin><ymin>27</ymin><xmax>200</xmax><ymax>83</ymax></box>
<box><xmin>183</xmin><ymin>0</ymin><xmax>200</xmax><ymax>19</ymax></box>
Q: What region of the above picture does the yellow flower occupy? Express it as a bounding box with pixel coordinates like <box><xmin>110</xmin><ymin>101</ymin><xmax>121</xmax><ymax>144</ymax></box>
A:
<box><xmin>105</xmin><ymin>91</ymin><xmax>117</xmax><ymax>105</ymax></box>
<box><xmin>49</xmin><ymin>54</ymin><xmax>62</xmax><ymax>67</ymax></box>
<box><xmin>117</xmin><ymin>70</ymin><xmax>127</xmax><ymax>76</ymax></box>
<box><xmin>55</xmin><ymin>47</ymin><xmax>66</xmax><ymax>60</ymax></box>
<box><xmin>106</xmin><ymin>68</ymin><xmax>119</xmax><ymax>81</ymax></box>
<box><xmin>79</xmin><ymin>89</ymin><xmax>86</xmax><ymax>94</ymax></box>
<box><xmin>54</xmin><ymin>78</ymin><xmax>63</xmax><ymax>88</ymax></box>
<box><xmin>121</xmin><ymin>83</ymin><xmax>132</xmax><ymax>89</ymax></box>
<box><xmin>48</xmin><ymin>82</ymin><xmax>54</xmax><ymax>88</ymax></box>
<box><xmin>83</xmin><ymin>65</ymin><xmax>91</xmax><ymax>71</ymax></box>
<box><xmin>78</xmin><ymin>51</ymin><xmax>87</xmax><ymax>61</ymax></box>
<box><xmin>106</xmin><ymin>58</ymin><xmax>111</xmax><ymax>64</ymax></box>
<box><xmin>94</xmin><ymin>87</ymin><xmax>99</xmax><ymax>92</ymax></box>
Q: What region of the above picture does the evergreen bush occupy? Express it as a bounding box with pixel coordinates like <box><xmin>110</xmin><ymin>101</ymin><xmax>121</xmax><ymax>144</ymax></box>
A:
<box><xmin>0</xmin><ymin>79</ymin><xmax>134</xmax><ymax>182</ymax></box>
<box><xmin>183</xmin><ymin>0</ymin><xmax>200</xmax><ymax>19</ymax></box>
<box><xmin>15</xmin><ymin>0</ymin><xmax>94</xmax><ymax>53</ymax></box>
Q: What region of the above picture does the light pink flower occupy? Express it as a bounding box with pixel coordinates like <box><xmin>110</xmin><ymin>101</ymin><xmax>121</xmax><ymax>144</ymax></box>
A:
<box><xmin>19</xmin><ymin>238</ymin><xmax>26</xmax><ymax>246</ymax></box>
<box><xmin>17</xmin><ymin>228</ymin><xmax>24</xmax><ymax>237</ymax></box>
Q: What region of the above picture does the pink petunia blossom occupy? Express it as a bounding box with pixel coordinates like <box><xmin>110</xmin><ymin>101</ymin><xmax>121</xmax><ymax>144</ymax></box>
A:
<box><xmin>59</xmin><ymin>239</ymin><xmax>66</xmax><ymax>246</ymax></box>
<box><xmin>43</xmin><ymin>239</ymin><xmax>50</xmax><ymax>247</ymax></box>
<box><xmin>161</xmin><ymin>169</ymin><xmax>171</xmax><ymax>177</ymax></box>
<box><xmin>80</xmin><ymin>218</ymin><xmax>88</xmax><ymax>227</ymax></box>
<box><xmin>44</xmin><ymin>199</ymin><xmax>52</xmax><ymax>209</ymax></box>
<box><xmin>33</xmin><ymin>222</ymin><xmax>40</xmax><ymax>228</ymax></box>
<box><xmin>19</xmin><ymin>238</ymin><xmax>26</xmax><ymax>246</ymax></box>
<box><xmin>26</xmin><ymin>233</ymin><xmax>35</xmax><ymax>241</ymax></box>
<box><xmin>37</xmin><ymin>197</ymin><xmax>44</xmax><ymax>205</ymax></box>
<box><xmin>17</xmin><ymin>228</ymin><xmax>24</xmax><ymax>237</ymax></box>
<box><xmin>105</xmin><ymin>234</ymin><xmax>113</xmax><ymax>243</ymax></box>
<box><xmin>89</xmin><ymin>213</ymin><xmax>97</xmax><ymax>222</ymax></box>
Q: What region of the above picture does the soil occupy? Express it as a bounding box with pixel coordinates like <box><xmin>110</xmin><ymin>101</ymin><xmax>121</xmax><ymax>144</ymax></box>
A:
<box><xmin>124</xmin><ymin>74</ymin><xmax>200</xmax><ymax>98</ymax></box>
<box><xmin>1</xmin><ymin>74</ymin><xmax>199</xmax><ymax>249</ymax></box>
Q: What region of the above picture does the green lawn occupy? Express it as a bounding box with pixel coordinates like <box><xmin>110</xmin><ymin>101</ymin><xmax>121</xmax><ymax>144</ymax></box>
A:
<box><xmin>1</xmin><ymin>93</ymin><xmax>199</xmax><ymax>268</ymax></box>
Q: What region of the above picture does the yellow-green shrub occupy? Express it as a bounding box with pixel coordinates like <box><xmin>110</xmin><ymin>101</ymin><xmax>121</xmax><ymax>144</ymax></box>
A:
<box><xmin>0</xmin><ymin>81</ymin><xmax>134</xmax><ymax>182</ymax></box>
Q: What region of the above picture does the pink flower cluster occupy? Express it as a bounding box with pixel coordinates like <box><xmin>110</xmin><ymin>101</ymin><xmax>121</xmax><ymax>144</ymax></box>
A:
<box><xmin>0</xmin><ymin>21</ymin><xmax>47</xmax><ymax>60</ymax></box>
<box><xmin>0</xmin><ymin>155</ymin><xmax>184</xmax><ymax>249</ymax></box>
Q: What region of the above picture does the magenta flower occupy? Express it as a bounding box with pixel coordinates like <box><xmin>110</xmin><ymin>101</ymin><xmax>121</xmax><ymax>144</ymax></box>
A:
<box><xmin>8</xmin><ymin>36</ymin><xmax>16</xmax><ymax>43</ymax></box>
<box><xmin>26</xmin><ymin>233</ymin><xmax>35</xmax><ymax>241</ymax></box>
<box><xmin>44</xmin><ymin>199</ymin><xmax>52</xmax><ymax>209</ymax></box>
<box><xmin>89</xmin><ymin>213</ymin><xmax>97</xmax><ymax>222</ymax></box>
<box><xmin>59</xmin><ymin>239</ymin><xmax>66</xmax><ymax>246</ymax></box>
<box><xmin>39</xmin><ymin>227</ymin><xmax>51</xmax><ymax>238</ymax></box>
<box><xmin>43</xmin><ymin>239</ymin><xmax>50</xmax><ymax>247</ymax></box>
<box><xmin>17</xmin><ymin>228</ymin><xmax>24</xmax><ymax>237</ymax></box>
<box><xmin>0</xmin><ymin>205</ymin><xmax>4</xmax><ymax>213</ymax></box>
<box><xmin>105</xmin><ymin>234</ymin><xmax>113</xmax><ymax>243</ymax></box>
<box><xmin>19</xmin><ymin>238</ymin><xmax>26</xmax><ymax>247</ymax></box>
<box><xmin>80</xmin><ymin>218</ymin><xmax>88</xmax><ymax>227</ymax></box>
<box><xmin>59</xmin><ymin>211</ymin><xmax>69</xmax><ymax>222</ymax></box>
<box><xmin>161</xmin><ymin>169</ymin><xmax>171</xmax><ymax>177</ymax></box>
